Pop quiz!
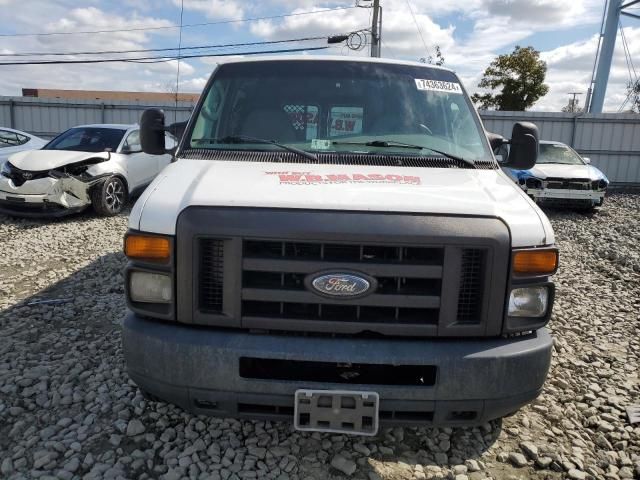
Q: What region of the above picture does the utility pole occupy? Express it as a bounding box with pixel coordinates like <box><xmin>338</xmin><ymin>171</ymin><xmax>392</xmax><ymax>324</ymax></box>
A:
<box><xmin>370</xmin><ymin>0</ymin><xmax>381</xmax><ymax>58</ymax></box>
<box><xmin>564</xmin><ymin>92</ymin><xmax>583</xmax><ymax>112</ymax></box>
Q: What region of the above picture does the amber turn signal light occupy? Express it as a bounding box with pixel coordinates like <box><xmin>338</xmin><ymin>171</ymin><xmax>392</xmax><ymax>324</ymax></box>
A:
<box><xmin>125</xmin><ymin>234</ymin><xmax>171</xmax><ymax>262</ymax></box>
<box><xmin>512</xmin><ymin>249</ymin><xmax>558</xmax><ymax>276</ymax></box>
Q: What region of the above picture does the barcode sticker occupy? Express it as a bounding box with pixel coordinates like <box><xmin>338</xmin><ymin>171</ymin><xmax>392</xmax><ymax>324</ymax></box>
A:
<box><xmin>415</xmin><ymin>79</ymin><xmax>462</xmax><ymax>94</ymax></box>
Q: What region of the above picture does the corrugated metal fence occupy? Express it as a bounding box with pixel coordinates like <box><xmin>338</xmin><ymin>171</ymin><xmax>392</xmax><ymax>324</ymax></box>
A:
<box><xmin>480</xmin><ymin>111</ymin><xmax>640</xmax><ymax>185</ymax></box>
<box><xmin>0</xmin><ymin>96</ymin><xmax>194</xmax><ymax>139</ymax></box>
<box><xmin>1</xmin><ymin>96</ymin><xmax>639</xmax><ymax>185</ymax></box>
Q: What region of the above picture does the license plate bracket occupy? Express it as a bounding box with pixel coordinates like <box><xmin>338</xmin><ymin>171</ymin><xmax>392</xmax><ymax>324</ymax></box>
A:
<box><xmin>294</xmin><ymin>389</ymin><xmax>379</xmax><ymax>436</ymax></box>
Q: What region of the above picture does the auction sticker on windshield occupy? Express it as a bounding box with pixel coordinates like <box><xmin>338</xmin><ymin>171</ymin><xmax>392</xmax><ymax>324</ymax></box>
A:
<box><xmin>415</xmin><ymin>79</ymin><xmax>462</xmax><ymax>94</ymax></box>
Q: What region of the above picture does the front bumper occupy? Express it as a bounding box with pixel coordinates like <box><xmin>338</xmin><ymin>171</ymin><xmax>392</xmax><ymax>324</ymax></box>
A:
<box><xmin>0</xmin><ymin>176</ymin><xmax>91</xmax><ymax>217</ymax></box>
<box><xmin>527</xmin><ymin>188</ymin><xmax>605</xmax><ymax>205</ymax></box>
<box><xmin>123</xmin><ymin>312</ymin><xmax>553</xmax><ymax>426</ymax></box>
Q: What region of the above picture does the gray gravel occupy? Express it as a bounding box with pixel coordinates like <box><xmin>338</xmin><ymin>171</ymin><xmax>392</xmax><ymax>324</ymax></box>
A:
<box><xmin>1</xmin><ymin>195</ymin><xmax>639</xmax><ymax>480</ymax></box>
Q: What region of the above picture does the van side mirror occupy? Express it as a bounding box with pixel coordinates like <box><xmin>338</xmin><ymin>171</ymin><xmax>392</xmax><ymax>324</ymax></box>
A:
<box><xmin>140</xmin><ymin>109</ymin><xmax>166</xmax><ymax>155</ymax></box>
<box><xmin>487</xmin><ymin>132</ymin><xmax>507</xmax><ymax>152</ymax></box>
<box><xmin>582</xmin><ymin>157</ymin><xmax>591</xmax><ymax>164</ymax></box>
<box><xmin>168</xmin><ymin>121</ymin><xmax>188</xmax><ymax>141</ymax></box>
<box><xmin>505</xmin><ymin>122</ymin><xmax>538</xmax><ymax>170</ymax></box>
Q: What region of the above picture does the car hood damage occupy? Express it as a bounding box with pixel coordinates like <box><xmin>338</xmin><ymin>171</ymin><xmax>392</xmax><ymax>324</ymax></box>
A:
<box><xmin>7</xmin><ymin>149</ymin><xmax>111</xmax><ymax>172</ymax></box>
<box><xmin>508</xmin><ymin>163</ymin><xmax>609</xmax><ymax>183</ymax></box>
<box><xmin>0</xmin><ymin>150</ymin><xmax>111</xmax><ymax>211</ymax></box>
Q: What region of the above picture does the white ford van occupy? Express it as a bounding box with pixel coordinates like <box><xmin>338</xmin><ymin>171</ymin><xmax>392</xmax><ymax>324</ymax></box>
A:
<box><xmin>122</xmin><ymin>56</ymin><xmax>558</xmax><ymax>436</ymax></box>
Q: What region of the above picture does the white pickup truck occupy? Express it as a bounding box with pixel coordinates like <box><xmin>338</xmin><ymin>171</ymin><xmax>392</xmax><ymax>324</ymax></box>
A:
<box><xmin>122</xmin><ymin>56</ymin><xmax>558</xmax><ymax>435</ymax></box>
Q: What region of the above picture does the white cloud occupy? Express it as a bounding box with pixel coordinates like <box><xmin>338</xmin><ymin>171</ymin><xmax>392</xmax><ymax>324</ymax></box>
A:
<box><xmin>0</xmin><ymin>0</ymin><xmax>633</xmax><ymax>112</ymax></box>
<box><xmin>175</xmin><ymin>0</ymin><xmax>244</xmax><ymax>20</ymax></box>
<box><xmin>0</xmin><ymin>5</ymin><xmax>203</xmax><ymax>95</ymax></box>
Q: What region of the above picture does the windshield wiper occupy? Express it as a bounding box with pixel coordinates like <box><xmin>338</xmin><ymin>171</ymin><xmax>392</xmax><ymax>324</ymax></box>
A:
<box><xmin>331</xmin><ymin>139</ymin><xmax>475</xmax><ymax>168</ymax></box>
<box><xmin>193</xmin><ymin>134</ymin><xmax>317</xmax><ymax>162</ymax></box>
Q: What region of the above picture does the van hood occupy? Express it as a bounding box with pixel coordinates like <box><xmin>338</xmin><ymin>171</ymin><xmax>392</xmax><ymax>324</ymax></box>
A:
<box><xmin>130</xmin><ymin>160</ymin><xmax>554</xmax><ymax>247</ymax></box>
<box><xmin>8</xmin><ymin>149</ymin><xmax>111</xmax><ymax>171</ymax></box>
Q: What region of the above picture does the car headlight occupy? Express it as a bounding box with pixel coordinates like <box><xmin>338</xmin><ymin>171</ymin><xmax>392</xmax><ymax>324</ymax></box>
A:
<box><xmin>508</xmin><ymin>286</ymin><xmax>549</xmax><ymax>318</ymax></box>
<box><xmin>592</xmin><ymin>179</ymin><xmax>607</xmax><ymax>191</ymax></box>
<box><xmin>129</xmin><ymin>272</ymin><xmax>172</xmax><ymax>303</ymax></box>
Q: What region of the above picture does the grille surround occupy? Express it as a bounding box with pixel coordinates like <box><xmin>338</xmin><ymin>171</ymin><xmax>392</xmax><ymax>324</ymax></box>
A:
<box><xmin>176</xmin><ymin>207</ymin><xmax>510</xmax><ymax>337</ymax></box>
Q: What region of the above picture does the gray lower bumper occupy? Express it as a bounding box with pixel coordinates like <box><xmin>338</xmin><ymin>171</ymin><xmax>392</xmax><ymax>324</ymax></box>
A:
<box><xmin>123</xmin><ymin>313</ymin><xmax>553</xmax><ymax>426</ymax></box>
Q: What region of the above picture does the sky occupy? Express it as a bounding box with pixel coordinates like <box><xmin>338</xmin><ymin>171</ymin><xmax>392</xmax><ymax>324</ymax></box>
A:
<box><xmin>0</xmin><ymin>0</ymin><xmax>638</xmax><ymax>112</ymax></box>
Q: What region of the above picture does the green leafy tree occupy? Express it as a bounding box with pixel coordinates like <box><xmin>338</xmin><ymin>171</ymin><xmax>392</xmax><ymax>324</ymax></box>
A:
<box><xmin>471</xmin><ymin>46</ymin><xmax>549</xmax><ymax>111</ymax></box>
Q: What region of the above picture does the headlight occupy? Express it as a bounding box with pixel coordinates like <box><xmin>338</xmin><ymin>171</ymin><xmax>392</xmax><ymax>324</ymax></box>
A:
<box><xmin>129</xmin><ymin>272</ymin><xmax>172</xmax><ymax>303</ymax></box>
<box><xmin>508</xmin><ymin>286</ymin><xmax>549</xmax><ymax>317</ymax></box>
<box><xmin>592</xmin><ymin>179</ymin><xmax>607</xmax><ymax>191</ymax></box>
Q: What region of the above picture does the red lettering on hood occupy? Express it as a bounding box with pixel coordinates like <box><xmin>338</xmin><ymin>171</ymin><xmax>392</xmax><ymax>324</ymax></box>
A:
<box><xmin>270</xmin><ymin>172</ymin><xmax>422</xmax><ymax>186</ymax></box>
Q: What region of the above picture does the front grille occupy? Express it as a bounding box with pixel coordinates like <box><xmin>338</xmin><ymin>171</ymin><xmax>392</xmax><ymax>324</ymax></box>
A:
<box><xmin>240</xmin><ymin>240</ymin><xmax>444</xmax><ymax>326</ymax></box>
<box><xmin>199</xmin><ymin>239</ymin><xmax>225</xmax><ymax>313</ymax></box>
<box><xmin>183</xmin><ymin>208</ymin><xmax>509</xmax><ymax>337</ymax></box>
<box><xmin>544</xmin><ymin>178</ymin><xmax>591</xmax><ymax>190</ymax></box>
<box><xmin>2</xmin><ymin>163</ymin><xmax>50</xmax><ymax>186</ymax></box>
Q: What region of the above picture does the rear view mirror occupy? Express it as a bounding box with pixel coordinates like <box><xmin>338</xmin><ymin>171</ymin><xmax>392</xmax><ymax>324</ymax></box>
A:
<box><xmin>505</xmin><ymin>122</ymin><xmax>539</xmax><ymax>170</ymax></box>
<box><xmin>582</xmin><ymin>157</ymin><xmax>591</xmax><ymax>164</ymax></box>
<box><xmin>140</xmin><ymin>109</ymin><xmax>166</xmax><ymax>155</ymax></box>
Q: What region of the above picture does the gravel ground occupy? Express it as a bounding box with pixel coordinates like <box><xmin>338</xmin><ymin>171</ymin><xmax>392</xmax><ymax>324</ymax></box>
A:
<box><xmin>1</xmin><ymin>195</ymin><xmax>639</xmax><ymax>480</ymax></box>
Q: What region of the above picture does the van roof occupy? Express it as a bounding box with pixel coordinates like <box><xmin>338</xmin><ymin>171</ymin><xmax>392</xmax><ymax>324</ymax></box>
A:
<box><xmin>213</xmin><ymin>54</ymin><xmax>454</xmax><ymax>73</ymax></box>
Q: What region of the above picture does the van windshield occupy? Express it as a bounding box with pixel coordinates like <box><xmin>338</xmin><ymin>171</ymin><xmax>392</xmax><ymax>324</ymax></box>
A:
<box><xmin>187</xmin><ymin>60</ymin><xmax>492</xmax><ymax>163</ymax></box>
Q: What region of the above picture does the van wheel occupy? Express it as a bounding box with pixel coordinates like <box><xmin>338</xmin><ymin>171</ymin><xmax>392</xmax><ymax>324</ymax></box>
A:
<box><xmin>92</xmin><ymin>176</ymin><xmax>127</xmax><ymax>216</ymax></box>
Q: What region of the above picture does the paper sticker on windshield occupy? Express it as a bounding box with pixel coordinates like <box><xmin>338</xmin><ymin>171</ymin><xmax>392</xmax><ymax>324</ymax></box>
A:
<box><xmin>415</xmin><ymin>79</ymin><xmax>462</xmax><ymax>94</ymax></box>
<box><xmin>311</xmin><ymin>139</ymin><xmax>332</xmax><ymax>150</ymax></box>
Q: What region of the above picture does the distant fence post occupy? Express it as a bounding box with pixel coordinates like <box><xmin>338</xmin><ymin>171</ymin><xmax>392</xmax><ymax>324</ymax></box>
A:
<box><xmin>570</xmin><ymin>114</ymin><xmax>579</xmax><ymax>148</ymax></box>
<box><xmin>100</xmin><ymin>103</ymin><xmax>106</xmax><ymax>123</ymax></box>
<box><xmin>9</xmin><ymin>99</ymin><xmax>15</xmax><ymax>128</ymax></box>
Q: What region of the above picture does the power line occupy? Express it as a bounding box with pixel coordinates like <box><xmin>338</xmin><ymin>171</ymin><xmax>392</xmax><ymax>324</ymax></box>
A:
<box><xmin>0</xmin><ymin>46</ymin><xmax>331</xmax><ymax>66</ymax></box>
<box><xmin>0</xmin><ymin>35</ymin><xmax>335</xmax><ymax>57</ymax></box>
<box><xmin>0</xmin><ymin>6</ymin><xmax>358</xmax><ymax>38</ymax></box>
<box><xmin>405</xmin><ymin>0</ymin><xmax>431</xmax><ymax>58</ymax></box>
<box><xmin>619</xmin><ymin>22</ymin><xmax>638</xmax><ymax>82</ymax></box>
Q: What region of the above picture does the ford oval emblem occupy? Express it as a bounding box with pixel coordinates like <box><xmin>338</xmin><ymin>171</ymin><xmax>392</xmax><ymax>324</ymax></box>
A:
<box><xmin>306</xmin><ymin>271</ymin><xmax>376</xmax><ymax>299</ymax></box>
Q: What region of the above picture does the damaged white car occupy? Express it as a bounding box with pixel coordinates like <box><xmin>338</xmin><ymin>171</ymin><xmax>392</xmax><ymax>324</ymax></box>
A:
<box><xmin>0</xmin><ymin>124</ymin><xmax>174</xmax><ymax>217</ymax></box>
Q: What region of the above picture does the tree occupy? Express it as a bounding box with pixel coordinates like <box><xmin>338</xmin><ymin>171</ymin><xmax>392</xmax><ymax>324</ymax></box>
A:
<box><xmin>471</xmin><ymin>46</ymin><xmax>549</xmax><ymax>111</ymax></box>
<box><xmin>419</xmin><ymin>46</ymin><xmax>445</xmax><ymax>66</ymax></box>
